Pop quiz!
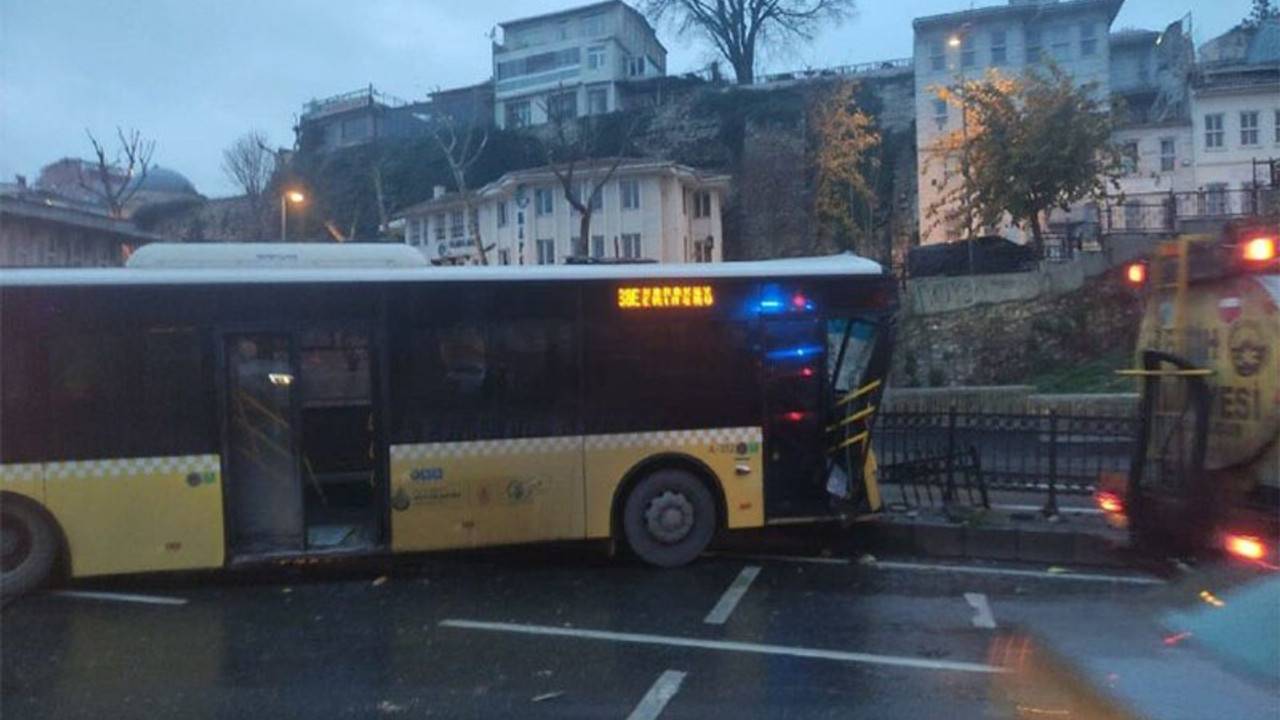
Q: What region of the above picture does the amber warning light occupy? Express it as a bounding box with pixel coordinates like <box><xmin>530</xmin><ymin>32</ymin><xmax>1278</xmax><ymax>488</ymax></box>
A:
<box><xmin>618</xmin><ymin>284</ymin><xmax>715</xmax><ymax>309</ymax></box>
<box><xmin>1241</xmin><ymin>236</ymin><xmax>1277</xmax><ymax>264</ymax></box>
<box><xmin>1125</xmin><ymin>262</ymin><xmax>1147</xmax><ymax>285</ymax></box>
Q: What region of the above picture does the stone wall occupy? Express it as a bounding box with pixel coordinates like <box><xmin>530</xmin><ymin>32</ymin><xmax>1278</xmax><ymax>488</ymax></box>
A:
<box><xmin>891</xmin><ymin>266</ymin><xmax>1143</xmax><ymax>388</ymax></box>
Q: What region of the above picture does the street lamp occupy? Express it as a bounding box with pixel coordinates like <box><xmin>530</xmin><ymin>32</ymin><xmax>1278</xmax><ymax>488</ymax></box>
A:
<box><xmin>949</xmin><ymin>24</ymin><xmax>974</xmax><ymax>271</ymax></box>
<box><xmin>280</xmin><ymin>189</ymin><xmax>305</xmax><ymax>241</ymax></box>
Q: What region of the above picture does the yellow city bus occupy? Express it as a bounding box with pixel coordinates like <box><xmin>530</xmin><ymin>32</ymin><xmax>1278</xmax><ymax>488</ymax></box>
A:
<box><xmin>0</xmin><ymin>244</ymin><xmax>897</xmax><ymax>597</ymax></box>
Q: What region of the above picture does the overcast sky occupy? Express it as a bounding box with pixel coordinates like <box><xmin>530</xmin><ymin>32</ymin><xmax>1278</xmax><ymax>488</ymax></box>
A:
<box><xmin>0</xmin><ymin>0</ymin><xmax>1245</xmax><ymax>198</ymax></box>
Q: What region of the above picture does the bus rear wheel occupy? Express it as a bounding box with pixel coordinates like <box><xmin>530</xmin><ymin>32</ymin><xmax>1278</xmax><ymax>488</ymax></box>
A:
<box><xmin>1</xmin><ymin>498</ymin><xmax>59</xmax><ymax>599</ymax></box>
<box><xmin>622</xmin><ymin>469</ymin><xmax>716</xmax><ymax>568</ymax></box>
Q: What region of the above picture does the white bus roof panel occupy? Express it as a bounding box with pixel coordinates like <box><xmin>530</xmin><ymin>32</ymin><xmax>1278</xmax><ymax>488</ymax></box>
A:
<box><xmin>125</xmin><ymin>242</ymin><xmax>430</xmax><ymax>269</ymax></box>
<box><xmin>4</xmin><ymin>250</ymin><xmax>885</xmax><ymax>287</ymax></box>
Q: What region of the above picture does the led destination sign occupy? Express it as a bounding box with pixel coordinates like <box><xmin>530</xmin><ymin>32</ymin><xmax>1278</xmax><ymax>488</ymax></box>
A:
<box><xmin>617</xmin><ymin>284</ymin><xmax>716</xmax><ymax>310</ymax></box>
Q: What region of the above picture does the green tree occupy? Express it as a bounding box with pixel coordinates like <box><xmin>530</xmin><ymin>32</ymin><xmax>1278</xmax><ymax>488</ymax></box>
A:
<box><xmin>809</xmin><ymin>81</ymin><xmax>880</xmax><ymax>254</ymax></box>
<box><xmin>927</xmin><ymin>65</ymin><xmax>1120</xmax><ymax>255</ymax></box>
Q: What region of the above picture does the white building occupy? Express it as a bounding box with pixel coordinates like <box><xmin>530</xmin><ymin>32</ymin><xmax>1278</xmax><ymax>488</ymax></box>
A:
<box><xmin>913</xmin><ymin>0</ymin><xmax>1123</xmax><ymax>244</ymax></box>
<box><xmin>1187</xmin><ymin>18</ymin><xmax>1280</xmax><ymax>215</ymax></box>
<box><xmin>397</xmin><ymin>159</ymin><xmax>729</xmax><ymax>266</ymax></box>
<box><xmin>493</xmin><ymin>1</ymin><xmax>667</xmax><ymax>129</ymax></box>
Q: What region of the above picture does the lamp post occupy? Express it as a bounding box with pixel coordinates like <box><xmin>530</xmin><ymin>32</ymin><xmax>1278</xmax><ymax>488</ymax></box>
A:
<box><xmin>949</xmin><ymin>24</ymin><xmax>974</xmax><ymax>272</ymax></box>
<box><xmin>280</xmin><ymin>190</ymin><xmax>305</xmax><ymax>241</ymax></box>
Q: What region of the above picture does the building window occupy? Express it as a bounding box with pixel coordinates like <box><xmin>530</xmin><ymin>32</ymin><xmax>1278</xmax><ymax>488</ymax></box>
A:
<box><xmin>1049</xmin><ymin>26</ymin><xmax>1070</xmax><ymax>61</ymax></box>
<box><xmin>1205</xmin><ymin>113</ymin><xmax>1224</xmax><ymax>149</ymax></box>
<box><xmin>498</xmin><ymin>249</ymin><xmax>510</xmax><ymax>265</ymax></box>
<box><xmin>1080</xmin><ymin>22</ymin><xmax>1098</xmax><ymax>56</ymax></box>
<box><xmin>1241</xmin><ymin>111</ymin><xmax>1259</xmax><ymax>146</ymax></box>
<box><xmin>620</xmin><ymin>180</ymin><xmax>640</xmax><ymax>210</ymax></box>
<box><xmin>933</xmin><ymin>98</ymin><xmax>948</xmax><ymax>129</ymax></box>
<box><xmin>449</xmin><ymin>211</ymin><xmax>465</xmax><ymax>238</ymax></box>
<box><xmin>1275</xmin><ymin>110</ymin><xmax>1280</xmax><ymax>143</ymax></box>
<box><xmin>627</xmin><ymin>55</ymin><xmax>647</xmax><ymax>77</ymax></box>
<box><xmin>960</xmin><ymin>42</ymin><xmax>975</xmax><ymax>69</ymax></box>
<box><xmin>930</xmin><ymin>39</ymin><xmax>946</xmax><ymax>71</ymax></box>
<box><xmin>579</xmin><ymin>182</ymin><xmax>603</xmax><ymax>211</ymax></box>
<box><xmin>587</xmin><ymin>46</ymin><xmax>606</xmax><ymax>70</ymax></box>
<box><xmin>591</xmin><ymin>235</ymin><xmax>605</xmax><ymax>259</ymax></box>
<box><xmin>1026</xmin><ymin>28</ymin><xmax>1043</xmax><ymax>64</ymax></box>
<box><xmin>620</xmin><ymin>233</ymin><xmax>641</xmax><ymax>259</ymax></box>
<box><xmin>587</xmin><ymin>87</ymin><xmax>608</xmax><ymax>115</ymax></box>
<box><xmin>584</xmin><ymin>14</ymin><xmax>605</xmax><ymax>36</ymax></box>
<box><xmin>547</xmin><ymin>91</ymin><xmax>578</xmax><ymax>122</ymax></box>
<box><xmin>693</xmin><ymin>191</ymin><xmax>712</xmax><ymax>218</ymax></box>
<box><xmin>434</xmin><ymin>214</ymin><xmax>446</xmax><ymax>240</ymax></box>
<box><xmin>990</xmin><ymin>30</ymin><xmax>1007</xmax><ymax>66</ymax></box>
<box><xmin>1120</xmin><ymin>141</ymin><xmax>1139</xmax><ymax>175</ymax></box>
<box><xmin>505</xmin><ymin>101</ymin><xmax>531</xmax><ymax>128</ymax></box>
<box><xmin>497</xmin><ymin>201</ymin><xmax>508</xmax><ymax>228</ymax></box>
<box><xmin>1205</xmin><ymin>183</ymin><xmax>1228</xmax><ymax>216</ymax></box>
<box><xmin>1160</xmin><ymin>138</ymin><xmax>1176</xmax><ymax>172</ymax></box>
<box><xmin>535</xmin><ymin>188</ymin><xmax>554</xmax><ymax>216</ymax></box>
<box><xmin>693</xmin><ymin>236</ymin><xmax>713</xmax><ymax>262</ymax></box>
<box><xmin>536</xmin><ymin>239</ymin><xmax>556</xmax><ymax>265</ymax></box>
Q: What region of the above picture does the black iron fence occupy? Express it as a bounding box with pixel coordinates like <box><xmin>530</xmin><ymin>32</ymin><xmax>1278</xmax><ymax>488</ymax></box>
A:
<box><xmin>1101</xmin><ymin>187</ymin><xmax>1280</xmax><ymax>235</ymax></box>
<box><xmin>873</xmin><ymin>409</ymin><xmax>1139</xmax><ymax>513</ymax></box>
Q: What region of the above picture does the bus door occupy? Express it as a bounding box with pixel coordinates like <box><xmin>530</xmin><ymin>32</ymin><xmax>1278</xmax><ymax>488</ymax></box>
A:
<box><xmin>222</xmin><ymin>328</ymin><xmax>380</xmax><ymax>559</ymax></box>
<box><xmin>824</xmin><ymin>316</ymin><xmax>891</xmax><ymax>514</ymax></box>
<box><xmin>760</xmin><ymin>317</ymin><xmax>829</xmax><ymax>517</ymax></box>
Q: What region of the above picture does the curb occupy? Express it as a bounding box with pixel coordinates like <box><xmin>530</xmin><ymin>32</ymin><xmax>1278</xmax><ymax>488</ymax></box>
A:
<box><xmin>863</xmin><ymin>516</ymin><xmax>1129</xmax><ymax>568</ymax></box>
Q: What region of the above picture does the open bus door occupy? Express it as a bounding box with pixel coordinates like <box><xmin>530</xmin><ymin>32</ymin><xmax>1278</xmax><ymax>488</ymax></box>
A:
<box><xmin>1126</xmin><ymin>350</ymin><xmax>1213</xmax><ymax>556</ymax></box>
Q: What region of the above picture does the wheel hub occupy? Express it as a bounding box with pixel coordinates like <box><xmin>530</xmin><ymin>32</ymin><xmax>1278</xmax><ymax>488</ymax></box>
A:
<box><xmin>644</xmin><ymin>490</ymin><xmax>694</xmax><ymax>545</ymax></box>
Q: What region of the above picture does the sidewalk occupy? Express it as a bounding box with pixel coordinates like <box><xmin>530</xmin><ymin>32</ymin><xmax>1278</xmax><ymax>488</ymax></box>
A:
<box><xmin>866</xmin><ymin>501</ymin><xmax>1131</xmax><ymax>568</ymax></box>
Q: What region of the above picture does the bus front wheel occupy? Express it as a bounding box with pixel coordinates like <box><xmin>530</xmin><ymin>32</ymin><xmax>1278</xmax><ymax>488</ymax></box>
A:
<box><xmin>622</xmin><ymin>469</ymin><xmax>716</xmax><ymax>567</ymax></box>
<box><xmin>1</xmin><ymin>497</ymin><xmax>59</xmax><ymax>599</ymax></box>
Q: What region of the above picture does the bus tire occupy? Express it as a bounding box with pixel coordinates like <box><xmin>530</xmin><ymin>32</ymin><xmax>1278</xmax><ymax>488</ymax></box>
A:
<box><xmin>1</xmin><ymin>497</ymin><xmax>59</xmax><ymax>599</ymax></box>
<box><xmin>622</xmin><ymin>468</ymin><xmax>716</xmax><ymax>568</ymax></box>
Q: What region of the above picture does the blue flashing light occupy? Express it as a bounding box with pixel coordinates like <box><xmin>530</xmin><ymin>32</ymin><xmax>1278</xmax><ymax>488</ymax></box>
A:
<box><xmin>766</xmin><ymin>344</ymin><xmax>824</xmax><ymax>360</ymax></box>
<box><xmin>758</xmin><ymin>299</ymin><xmax>784</xmax><ymax>311</ymax></box>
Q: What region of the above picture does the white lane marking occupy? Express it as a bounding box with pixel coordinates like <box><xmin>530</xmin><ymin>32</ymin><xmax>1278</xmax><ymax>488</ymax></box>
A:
<box><xmin>963</xmin><ymin>592</ymin><xmax>997</xmax><ymax>629</ymax></box>
<box><xmin>705</xmin><ymin>552</ymin><xmax>850</xmax><ymax>566</ymax></box>
<box><xmin>626</xmin><ymin>670</ymin><xmax>687</xmax><ymax>720</ymax></box>
<box><xmin>50</xmin><ymin>590</ymin><xmax>189</xmax><ymax>606</ymax></box>
<box><xmin>440</xmin><ymin>619</ymin><xmax>1004</xmax><ymax>674</ymax></box>
<box><xmin>704</xmin><ymin>565</ymin><xmax>761</xmax><ymax>624</ymax></box>
<box><xmin>874</xmin><ymin>561</ymin><xmax>1165</xmax><ymax>585</ymax></box>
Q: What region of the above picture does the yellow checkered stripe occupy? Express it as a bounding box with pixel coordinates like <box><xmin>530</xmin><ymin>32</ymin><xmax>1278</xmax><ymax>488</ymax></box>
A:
<box><xmin>45</xmin><ymin>455</ymin><xmax>221</xmax><ymax>480</ymax></box>
<box><xmin>585</xmin><ymin>427</ymin><xmax>762</xmax><ymax>450</ymax></box>
<box><xmin>0</xmin><ymin>463</ymin><xmax>43</xmax><ymax>483</ymax></box>
<box><xmin>392</xmin><ymin>427</ymin><xmax>763</xmax><ymax>460</ymax></box>
<box><xmin>392</xmin><ymin>436</ymin><xmax>581</xmax><ymax>461</ymax></box>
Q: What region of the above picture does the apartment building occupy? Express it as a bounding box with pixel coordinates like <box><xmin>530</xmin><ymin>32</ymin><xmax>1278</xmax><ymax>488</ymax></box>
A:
<box><xmin>912</xmin><ymin>0</ymin><xmax>1124</xmax><ymax>243</ymax></box>
<box><xmin>396</xmin><ymin>159</ymin><xmax>728</xmax><ymax>265</ymax></box>
<box><xmin>493</xmin><ymin>1</ymin><xmax>666</xmax><ymax>129</ymax></box>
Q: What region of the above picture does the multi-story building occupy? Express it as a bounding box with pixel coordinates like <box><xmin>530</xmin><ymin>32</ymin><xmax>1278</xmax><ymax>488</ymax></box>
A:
<box><xmin>912</xmin><ymin>0</ymin><xmax>1123</xmax><ymax>243</ymax></box>
<box><xmin>395</xmin><ymin>159</ymin><xmax>728</xmax><ymax>265</ymax></box>
<box><xmin>1188</xmin><ymin>18</ymin><xmax>1280</xmax><ymax>215</ymax></box>
<box><xmin>296</xmin><ymin>85</ymin><xmax>432</xmax><ymax>154</ymax></box>
<box><xmin>493</xmin><ymin>1</ymin><xmax>666</xmax><ymax>129</ymax></box>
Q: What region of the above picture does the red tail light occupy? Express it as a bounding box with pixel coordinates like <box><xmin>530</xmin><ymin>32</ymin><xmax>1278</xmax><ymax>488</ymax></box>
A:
<box><xmin>1125</xmin><ymin>262</ymin><xmax>1147</xmax><ymax>285</ymax></box>
<box><xmin>1095</xmin><ymin>490</ymin><xmax>1124</xmax><ymax>515</ymax></box>
<box><xmin>1224</xmin><ymin>534</ymin><xmax>1267</xmax><ymax>561</ymax></box>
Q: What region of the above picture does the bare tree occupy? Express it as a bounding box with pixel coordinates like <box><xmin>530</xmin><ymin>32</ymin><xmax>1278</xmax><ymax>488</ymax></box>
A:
<box><xmin>641</xmin><ymin>0</ymin><xmax>856</xmax><ymax>84</ymax></box>
<box><xmin>539</xmin><ymin>99</ymin><xmax>639</xmax><ymax>260</ymax></box>
<box><xmin>80</xmin><ymin>127</ymin><xmax>155</xmax><ymax>218</ymax></box>
<box><xmin>222</xmin><ymin>130</ymin><xmax>276</xmax><ymax>199</ymax></box>
<box><xmin>430</xmin><ymin>96</ymin><xmax>491</xmax><ymax>263</ymax></box>
<box><xmin>222</xmin><ymin>130</ymin><xmax>277</xmax><ymax>237</ymax></box>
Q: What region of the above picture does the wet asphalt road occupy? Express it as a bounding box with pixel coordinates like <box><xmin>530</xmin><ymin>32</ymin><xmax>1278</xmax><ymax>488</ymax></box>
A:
<box><xmin>1</xmin><ymin>535</ymin><xmax>1175</xmax><ymax>720</ymax></box>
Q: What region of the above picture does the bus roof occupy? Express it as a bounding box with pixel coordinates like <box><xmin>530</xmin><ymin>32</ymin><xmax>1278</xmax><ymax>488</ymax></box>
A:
<box><xmin>125</xmin><ymin>242</ymin><xmax>430</xmax><ymax>269</ymax></box>
<box><xmin>3</xmin><ymin>251</ymin><xmax>886</xmax><ymax>287</ymax></box>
